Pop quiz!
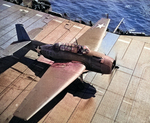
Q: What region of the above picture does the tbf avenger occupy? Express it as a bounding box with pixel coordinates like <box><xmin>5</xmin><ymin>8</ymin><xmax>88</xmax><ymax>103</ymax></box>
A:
<box><xmin>1</xmin><ymin>18</ymin><xmax>118</xmax><ymax>120</ymax></box>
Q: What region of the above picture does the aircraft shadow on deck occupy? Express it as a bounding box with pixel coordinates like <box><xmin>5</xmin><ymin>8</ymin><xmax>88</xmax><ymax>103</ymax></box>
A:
<box><xmin>1</xmin><ymin>47</ymin><xmax>96</xmax><ymax>123</ymax></box>
<box><xmin>10</xmin><ymin>80</ymin><xmax>96</xmax><ymax>123</ymax></box>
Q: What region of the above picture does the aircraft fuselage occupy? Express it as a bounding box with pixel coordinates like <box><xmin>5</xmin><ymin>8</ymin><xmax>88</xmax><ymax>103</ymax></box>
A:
<box><xmin>36</xmin><ymin>44</ymin><xmax>115</xmax><ymax>74</ymax></box>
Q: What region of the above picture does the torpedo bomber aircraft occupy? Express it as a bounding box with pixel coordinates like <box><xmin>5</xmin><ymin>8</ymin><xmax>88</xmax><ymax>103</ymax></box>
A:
<box><xmin>1</xmin><ymin>18</ymin><xmax>119</xmax><ymax>121</ymax></box>
<box><xmin>35</xmin><ymin>39</ymin><xmax>116</xmax><ymax>74</ymax></box>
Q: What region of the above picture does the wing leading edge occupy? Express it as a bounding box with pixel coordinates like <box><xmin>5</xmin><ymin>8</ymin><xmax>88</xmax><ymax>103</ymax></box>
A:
<box><xmin>14</xmin><ymin>62</ymin><xmax>85</xmax><ymax>120</ymax></box>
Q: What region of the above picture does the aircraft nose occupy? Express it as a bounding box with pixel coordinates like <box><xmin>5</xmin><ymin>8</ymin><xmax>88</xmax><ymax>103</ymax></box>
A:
<box><xmin>101</xmin><ymin>56</ymin><xmax>114</xmax><ymax>74</ymax></box>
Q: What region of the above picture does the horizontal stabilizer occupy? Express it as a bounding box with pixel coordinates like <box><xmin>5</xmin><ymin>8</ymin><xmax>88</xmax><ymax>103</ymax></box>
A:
<box><xmin>3</xmin><ymin>41</ymin><xmax>31</xmax><ymax>56</ymax></box>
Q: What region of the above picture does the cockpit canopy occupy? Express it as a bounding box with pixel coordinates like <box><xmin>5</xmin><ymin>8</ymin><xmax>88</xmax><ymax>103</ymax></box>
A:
<box><xmin>53</xmin><ymin>42</ymin><xmax>90</xmax><ymax>55</ymax></box>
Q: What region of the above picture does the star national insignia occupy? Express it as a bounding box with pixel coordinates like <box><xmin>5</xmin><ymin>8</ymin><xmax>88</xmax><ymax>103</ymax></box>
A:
<box><xmin>35</xmin><ymin>46</ymin><xmax>41</xmax><ymax>53</ymax></box>
<box><xmin>96</xmin><ymin>23</ymin><xmax>105</xmax><ymax>28</ymax></box>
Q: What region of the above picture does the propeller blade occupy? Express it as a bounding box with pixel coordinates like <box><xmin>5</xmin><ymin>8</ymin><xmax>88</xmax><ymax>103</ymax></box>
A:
<box><xmin>109</xmin><ymin>53</ymin><xmax>119</xmax><ymax>82</ymax></box>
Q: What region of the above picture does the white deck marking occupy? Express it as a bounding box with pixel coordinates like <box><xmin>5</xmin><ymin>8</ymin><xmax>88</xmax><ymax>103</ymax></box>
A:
<box><xmin>118</xmin><ymin>39</ymin><xmax>130</xmax><ymax>44</ymax></box>
<box><xmin>144</xmin><ymin>46</ymin><xmax>150</xmax><ymax>51</ymax></box>
<box><xmin>97</xmin><ymin>89</ymin><xmax>104</xmax><ymax>94</ymax></box>
<box><xmin>123</xmin><ymin>100</ymin><xmax>132</xmax><ymax>105</ymax></box>
<box><xmin>36</xmin><ymin>14</ymin><xmax>43</xmax><ymax>17</ymax></box>
<box><xmin>73</xmin><ymin>25</ymin><xmax>82</xmax><ymax>29</ymax></box>
<box><xmin>20</xmin><ymin>9</ymin><xmax>29</xmax><ymax>13</ymax></box>
<box><xmin>53</xmin><ymin>19</ymin><xmax>62</xmax><ymax>23</ymax></box>
<box><xmin>3</xmin><ymin>4</ymin><xmax>11</xmax><ymax>7</ymax></box>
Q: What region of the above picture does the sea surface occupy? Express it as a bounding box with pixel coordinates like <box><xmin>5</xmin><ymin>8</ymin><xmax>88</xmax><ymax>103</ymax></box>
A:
<box><xmin>49</xmin><ymin>0</ymin><xmax>150</xmax><ymax>35</ymax></box>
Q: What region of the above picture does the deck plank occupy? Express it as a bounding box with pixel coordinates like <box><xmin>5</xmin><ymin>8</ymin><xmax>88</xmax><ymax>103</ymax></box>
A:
<box><xmin>128</xmin><ymin>78</ymin><xmax>150</xmax><ymax>123</ymax></box>
<box><xmin>92</xmin><ymin>73</ymin><xmax>111</xmax><ymax>90</ymax></box>
<box><xmin>108</xmin><ymin>71</ymin><xmax>132</xmax><ymax>96</ymax></box>
<box><xmin>25</xmin><ymin>13</ymin><xmax>51</xmax><ymax>39</ymax></box>
<box><xmin>114</xmin><ymin>76</ymin><xmax>141</xmax><ymax>122</ymax></box>
<box><xmin>43</xmin><ymin>93</ymin><xmax>81</xmax><ymax>123</ymax></box>
<box><xmin>67</xmin><ymin>88</ymin><xmax>105</xmax><ymax>123</ymax></box>
<box><xmin>115</xmin><ymin>97</ymin><xmax>134</xmax><ymax>123</ymax></box>
<box><xmin>84</xmin><ymin>72</ymin><xmax>96</xmax><ymax>83</ymax></box>
<box><xmin>0</xmin><ymin>3</ymin><xmax>17</xmax><ymax>20</ymax></box>
<box><xmin>133</xmin><ymin>43</ymin><xmax>150</xmax><ymax>78</ymax></box>
<box><xmin>0</xmin><ymin>8</ymin><xmax>43</xmax><ymax>46</ymax></box>
<box><xmin>124</xmin><ymin>76</ymin><xmax>141</xmax><ymax>100</ymax></box>
<box><xmin>0</xmin><ymin>88</ymin><xmax>22</xmax><ymax>114</ymax></box>
<box><xmin>108</xmin><ymin>36</ymin><xmax>132</xmax><ymax>61</ymax></box>
<box><xmin>0</xmin><ymin>74</ymin><xmax>40</xmax><ymax>123</ymax></box>
<box><xmin>0</xmin><ymin>0</ymin><xmax>14</xmax><ymax>12</ymax></box>
<box><xmin>95</xmin><ymin>91</ymin><xmax>123</xmax><ymax>121</ymax></box>
<box><xmin>0</xmin><ymin>79</ymin><xmax>39</xmax><ymax>123</ymax></box>
<box><xmin>0</xmin><ymin>68</ymin><xmax>21</xmax><ymax>87</ymax></box>
<box><xmin>0</xmin><ymin>86</ymin><xmax>5</xmax><ymax>94</ymax></box>
<box><xmin>70</xmin><ymin>26</ymin><xmax>90</xmax><ymax>43</ymax></box>
<box><xmin>0</xmin><ymin>7</ymin><xmax>42</xmax><ymax>37</ymax></box>
<box><xmin>1</xmin><ymin>11</ymin><xmax>49</xmax><ymax>49</ymax></box>
<box><xmin>57</xmin><ymin>23</ymin><xmax>85</xmax><ymax>43</ymax></box>
<box><xmin>0</xmin><ymin>61</ymin><xmax>43</xmax><ymax>122</ymax></box>
<box><xmin>0</xmin><ymin>90</ymin><xmax>29</xmax><ymax>123</ymax></box>
<box><xmin>118</xmin><ymin>39</ymin><xmax>144</xmax><ymax>70</ymax></box>
<box><xmin>34</xmin><ymin>18</ymin><xmax>65</xmax><ymax>41</ymax></box>
<box><xmin>41</xmin><ymin>20</ymin><xmax>74</xmax><ymax>44</ymax></box>
<box><xmin>0</xmin><ymin>6</ymin><xmax>23</xmax><ymax>29</ymax></box>
<box><xmin>92</xmin><ymin>113</ymin><xmax>114</xmax><ymax>123</ymax></box>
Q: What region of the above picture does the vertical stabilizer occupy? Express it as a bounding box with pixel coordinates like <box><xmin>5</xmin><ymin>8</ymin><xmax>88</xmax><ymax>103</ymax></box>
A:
<box><xmin>16</xmin><ymin>24</ymin><xmax>31</xmax><ymax>41</ymax></box>
<box><xmin>1</xmin><ymin>24</ymin><xmax>31</xmax><ymax>57</ymax></box>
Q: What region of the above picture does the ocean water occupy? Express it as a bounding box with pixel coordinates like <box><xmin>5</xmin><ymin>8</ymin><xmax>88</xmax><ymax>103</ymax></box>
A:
<box><xmin>49</xmin><ymin>0</ymin><xmax>150</xmax><ymax>35</ymax></box>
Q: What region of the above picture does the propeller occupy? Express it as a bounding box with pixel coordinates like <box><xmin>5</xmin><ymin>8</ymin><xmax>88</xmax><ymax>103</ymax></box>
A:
<box><xmin>109</xmin><ymin>54</ymin><xmax>119</xmax><ymax>82</ymax></box>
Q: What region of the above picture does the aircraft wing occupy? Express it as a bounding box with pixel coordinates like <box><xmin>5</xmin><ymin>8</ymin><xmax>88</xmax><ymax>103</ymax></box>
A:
<box><xmin>77</xmin><ymin>18</ymin><xmax>110</xmax><ymax>51</ymax></box>
<box><xmin>14</xmin><ymin>62</ymin><xmax>85</xmax><ymax>120</ymax></box>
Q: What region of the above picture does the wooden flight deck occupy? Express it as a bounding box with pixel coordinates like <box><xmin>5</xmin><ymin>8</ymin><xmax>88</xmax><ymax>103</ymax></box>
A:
<box><xmin>0</xmin><ymin>0</ymin><xmax>150</xmax><ymax>123</ymax></box>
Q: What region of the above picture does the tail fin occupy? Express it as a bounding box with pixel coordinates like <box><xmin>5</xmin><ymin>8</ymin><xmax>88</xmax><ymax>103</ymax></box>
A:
<box><xmin>1</xmin><ymin>24</ymin><xmax>31</xmax><ymax>57</ymax></box>
<box><xmin>16</xmin><ymin>24</ymin><xmax>30</xmax><ymax>41</ymax></box>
